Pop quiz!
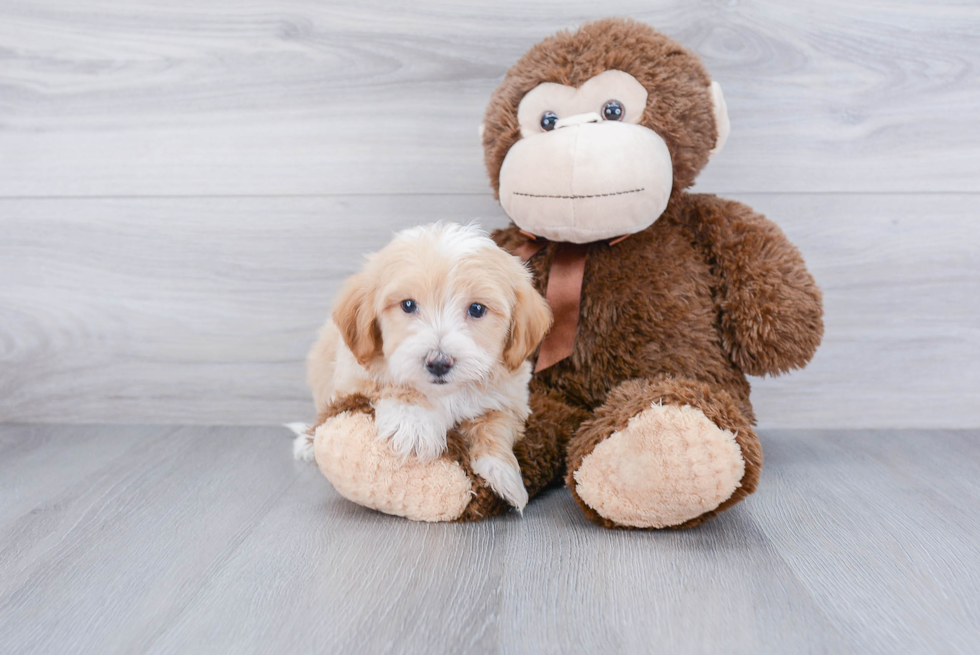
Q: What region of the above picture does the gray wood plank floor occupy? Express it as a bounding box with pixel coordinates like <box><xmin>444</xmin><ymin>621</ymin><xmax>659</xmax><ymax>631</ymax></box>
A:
<box><xmin>1</xmin><ymin>425</ymin><xmax>977</xmax><ymax>655</ymax></box>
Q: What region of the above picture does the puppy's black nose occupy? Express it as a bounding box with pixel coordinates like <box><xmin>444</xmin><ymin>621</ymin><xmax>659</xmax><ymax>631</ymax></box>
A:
<box><xmin>425</xmin><ymin>354</ymin><xmax>454</xmax><ymax>377</ymax></box>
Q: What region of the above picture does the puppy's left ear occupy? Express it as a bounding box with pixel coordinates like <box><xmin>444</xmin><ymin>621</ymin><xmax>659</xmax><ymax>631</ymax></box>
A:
<box><xmin>504</xmin><ymin>276</ymin><xmax>552</xmax><ymax>371</ymax></box>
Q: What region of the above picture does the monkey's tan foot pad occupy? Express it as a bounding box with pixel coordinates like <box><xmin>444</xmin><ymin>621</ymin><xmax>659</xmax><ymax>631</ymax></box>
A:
<box><xmin>572</xmin><ymin>404</ymin><xmax>744</xmax><ymax>528</ymax></box>
<box><xmin>314</xmin><ymin>411</ymin><xmax>472</xmax><ymax>522</ymax></box>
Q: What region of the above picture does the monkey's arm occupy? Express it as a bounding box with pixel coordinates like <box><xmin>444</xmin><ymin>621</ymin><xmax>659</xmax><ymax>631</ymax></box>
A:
<box><xmin>687</xmin><ymin>194</ymin><xmax>823</xmax><ymax>377</ymax></box>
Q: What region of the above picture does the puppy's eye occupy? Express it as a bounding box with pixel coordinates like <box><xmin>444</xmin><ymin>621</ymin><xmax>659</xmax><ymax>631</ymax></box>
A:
<box><xmin>540</xmin><ymin>111</ymin><xmax>558</xmax><ymax>132</ymax></box>
<box><xmin>467</xmin><ymin>303</ymin><xmax>487</xmax><ymax>319</ymax></box>
<box><xmin>602</xmin><ymin>100</ymin><xmax>624</xmax><ymax>121</ymax></box>
<box><xmin>400</xmin><ymin>299</ymin><xmax>418</xmax><ymax>314</ymax></box>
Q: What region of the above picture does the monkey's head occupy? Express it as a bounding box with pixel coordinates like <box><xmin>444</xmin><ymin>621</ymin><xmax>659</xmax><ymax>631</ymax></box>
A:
<box><xmin>481</xmin><ymin>18</ymin><xmax>730</xmax><ymax>243</ymax></box>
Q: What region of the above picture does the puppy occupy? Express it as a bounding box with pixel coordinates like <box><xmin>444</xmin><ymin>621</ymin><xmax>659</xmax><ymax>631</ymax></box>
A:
<box><xmin>293</xmin><ymin>223</ymin><xmax>552</xmax><ymax>511</ymax></box>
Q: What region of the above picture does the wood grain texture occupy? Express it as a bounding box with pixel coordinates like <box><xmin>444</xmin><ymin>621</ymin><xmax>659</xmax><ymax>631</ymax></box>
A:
<box><xmin>1</xmin><ymin>193</ymin><xmax>977</xmax><ymax>427</ymax></box>
<box><xmin>0</xmin><ymin>0</ymin><xmax>978</xmax><ymax>196</ymax></box>
<box><xmin>0</xmin><ymin>424</ymin><xmax>977</xmax><ymax>654</ymax></box>
<box><xmin>752</xmin><ymin>430</ymin><xmax>980</xmax><ymax>654</ymax></box>
<box><xmin>1</xmin><ymin>0</ymin><xmax>977</xmax><ymax>427</ymax></box>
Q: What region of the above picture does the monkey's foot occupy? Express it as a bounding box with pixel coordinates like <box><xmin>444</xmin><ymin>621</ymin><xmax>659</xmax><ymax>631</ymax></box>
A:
<box><xmin>570</xmin><ymin>403</ymin><xmax>745</xmax><ymax>529</ymax></box>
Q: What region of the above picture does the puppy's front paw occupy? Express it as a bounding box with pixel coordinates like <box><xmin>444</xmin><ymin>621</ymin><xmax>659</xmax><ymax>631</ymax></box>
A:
<box><xmin>472</xmin><ymin>455</ymin><xmax>528</xmax><ymax>511</ymax></box>
<box><xmin>374</xmin><ymin>399</ymin><xmax>448</xmax><ymax>462</ymax></box>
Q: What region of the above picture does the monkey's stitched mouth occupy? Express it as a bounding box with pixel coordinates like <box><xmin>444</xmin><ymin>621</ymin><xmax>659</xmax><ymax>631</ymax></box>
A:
<box><xmin>512</xmin><ymin>188</ymin><xmax>644</xmax><ymax>200</ymax></box>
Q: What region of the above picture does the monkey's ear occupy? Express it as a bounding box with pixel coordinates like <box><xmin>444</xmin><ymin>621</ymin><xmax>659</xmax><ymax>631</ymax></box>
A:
<box><xmin>331</xmin><ymin>273</ymin><xmax>382</xmax><ymax>367</ymax></box>
<box><xmin>708</xmin><ymin>81</ymin><xmax>730</xmax><ymax>159</ymax></box>
<box><xmin>478</xmin><ymin>123</ymin><xmax>486</xmax><ymax>138</ymax></box>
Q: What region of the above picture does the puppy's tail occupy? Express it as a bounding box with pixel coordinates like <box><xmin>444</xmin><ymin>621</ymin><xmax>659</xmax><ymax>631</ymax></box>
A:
<box><xmin>285</xmin><ymin>422</ymin><xmax>316</xmax><ymax>462</ymax></box>
<box><xmin>284</xmin><ymin>422</ymin><xmax>312</xmax><ymax>436</ymax></box>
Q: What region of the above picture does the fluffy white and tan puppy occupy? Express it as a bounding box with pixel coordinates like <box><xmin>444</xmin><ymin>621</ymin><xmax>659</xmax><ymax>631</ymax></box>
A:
<box><xmin>293</xmin><ymin>223</ymin><xmax>552</xmax><ymax>510</ymax></box>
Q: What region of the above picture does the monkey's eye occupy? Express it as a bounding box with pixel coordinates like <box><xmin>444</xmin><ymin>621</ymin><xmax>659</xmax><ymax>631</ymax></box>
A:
<box><xmin>540</xmin><ymin>111</ymin><xmax>558</xmax><ymax>132</ymax></box>
<box><xmin>400</xmin><ymin>299</ymin><xmax>418</xmax><ymax>314</ymax></box>
<box><xmin>467</xmin><ymin>303</ymin><xmax>487</xmax><ymax>319</ymax></box>
<box><xmin>602</xmin><ymin>100</ymin><xmax>624</xmax><ymax>121</ymax></box>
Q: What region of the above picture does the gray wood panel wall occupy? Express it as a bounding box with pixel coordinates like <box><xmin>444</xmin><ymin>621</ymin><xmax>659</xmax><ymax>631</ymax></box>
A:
<box><xmin>1</xmin><ymin>1</ymin><xmax>978</xmax><ymax>427</ymax></box>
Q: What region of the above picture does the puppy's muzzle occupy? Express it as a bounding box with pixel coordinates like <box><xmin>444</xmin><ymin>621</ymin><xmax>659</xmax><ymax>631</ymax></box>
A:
<box><xmin>425</xmin><ymin>352</ymin><xmax>454</xmax><ymax>380</ymax></box>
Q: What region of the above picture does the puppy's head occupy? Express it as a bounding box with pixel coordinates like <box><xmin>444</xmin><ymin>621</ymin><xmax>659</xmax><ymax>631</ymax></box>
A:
<box><xmin>333</xmin><ymin>223</ymin><xmax>552</xmax><ymax>391</ymax></box>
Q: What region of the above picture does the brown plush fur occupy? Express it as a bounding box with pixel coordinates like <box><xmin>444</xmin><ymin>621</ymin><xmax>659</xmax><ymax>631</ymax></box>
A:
<box><xmin>313</xmin><ymin>392</ymin><xmax>375</xmax><ymax>426</ymax></box>
<box><xmin>475</xmin><ymin>19</ymin><xmax>823</xmax><ymax>528</ymax></box>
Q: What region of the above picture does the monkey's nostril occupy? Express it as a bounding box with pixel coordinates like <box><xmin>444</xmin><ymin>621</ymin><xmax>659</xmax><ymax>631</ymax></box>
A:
<box><xmin>425</xmin><ymin>354</ymin><xmax>454</xmax><ymax>377</ymax></box>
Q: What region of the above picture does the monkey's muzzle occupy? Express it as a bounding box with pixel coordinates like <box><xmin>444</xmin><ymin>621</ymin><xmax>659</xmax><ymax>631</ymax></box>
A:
<box><xmin>498</xmin><ymin>120</ymin><xmax>673</xmax><ymax>243</ymax></box>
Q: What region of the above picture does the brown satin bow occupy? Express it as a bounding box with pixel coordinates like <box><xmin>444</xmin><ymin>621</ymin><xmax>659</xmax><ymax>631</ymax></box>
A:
<box><xmin>514</xmin><ymin>231</ymin><xmax>629</xmax><ymax>372</ymax></box>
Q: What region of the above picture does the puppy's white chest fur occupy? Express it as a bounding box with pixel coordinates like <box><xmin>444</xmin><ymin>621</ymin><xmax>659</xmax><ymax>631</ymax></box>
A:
<box><xmin>438</xmin><ymin>362</ymin><xmax>532</xmax><ymax>424</ymax></box>
<box><xmin>374</xmin><ymin>360</ymin><xmax>532</xmax><ymax>463</ymax></box>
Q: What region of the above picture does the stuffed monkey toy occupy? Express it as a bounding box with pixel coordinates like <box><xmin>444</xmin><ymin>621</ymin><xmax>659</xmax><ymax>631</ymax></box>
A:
<box><xmin>312</xmin><ymin>18</ymin><xmax>823</xmax><ymax>529</ymax></box>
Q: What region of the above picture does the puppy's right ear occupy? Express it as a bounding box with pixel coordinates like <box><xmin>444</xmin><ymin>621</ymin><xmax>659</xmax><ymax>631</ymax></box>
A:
<box><xmin>332</xmin><ymin>272</ymin><xmax>382</xmax><ymax>367</ymax></box>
